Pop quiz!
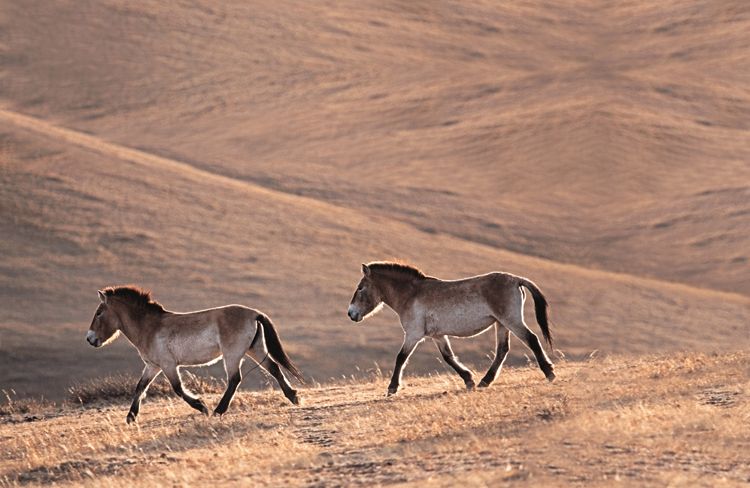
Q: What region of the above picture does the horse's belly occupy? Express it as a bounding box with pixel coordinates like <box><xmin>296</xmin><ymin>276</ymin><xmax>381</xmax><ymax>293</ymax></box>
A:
<box><xmin>424</xmin><ymin>304</ymin><xmax>495</xmax><ymax>338</ymax></box>
<box><xmin>169</xmin><ymin>328</ymin><xmax>223</xmax><ymax>366</ymax></box>
<box><xmin>180</xmin><ymin>344</ymin><xmax>222</xmax><ymax>366</ymax></box>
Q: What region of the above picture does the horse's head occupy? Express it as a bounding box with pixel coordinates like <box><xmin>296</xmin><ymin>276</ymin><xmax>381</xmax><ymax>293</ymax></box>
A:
<box><xmin>348</xmin><ymin>264</ymin><xmax>384</xmax><ymax>322</ymax></box>
<box><xmin>86</xmin><ymin>290</ymin><xmax>122</xmax><ymax>347</ymax></box>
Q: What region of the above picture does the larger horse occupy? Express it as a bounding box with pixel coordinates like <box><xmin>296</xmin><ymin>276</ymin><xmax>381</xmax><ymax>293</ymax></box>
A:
<box><xmin>347</xmin><ymin>262</ymin><xmax>555</xmax><ymax>395</ymax></box>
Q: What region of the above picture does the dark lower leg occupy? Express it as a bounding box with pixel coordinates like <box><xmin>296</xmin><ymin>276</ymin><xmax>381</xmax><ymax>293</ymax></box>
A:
<box><xmin>436</xmin><ymin>337</ymin><xmax>475</xmax><ymax>389</ymax></box>
<box><xmin>479</xmin><ymin>328</ymin><xmax>511</xmax><ymax>388</ymax></box>
<box><xmin>388</xmin><ymin>341</ymin><xmax>419</xmax><ymax>395</ymax></box>
<box><xmin>214</xmin><ymin>371</ymin><xmax>242</xmax><ymax>416</ymax></box>
<box><xmin>127</xmin><ymin>366</ymin><xmax>160</xmax><ymax>423</ymax></box>
<box><xmin>444</xmin><ymin>355</ymin><xmax>475</xmax><ymax>389</ymax></box>
<box><xmin>264</xmin><ymin>360</ymin><xmax>299</xmax><ymax>405</ymax></box>
<box><xmin>524</xmin><ymin>331</ymin><xmax>555</xmax><ymax>381</ymax></box>
<box><xmin>388</xmin><ymin>351</ymin><xmax>409</xmax><ymax>395</ymax></box>
<box><xmin>127</xmin><ymin>380</ymin><xmax>149</xmax><ymax>423</ymax></box>
<box><xmin>169</xmin><ymin>375</ymin><xmax>209</xmax><ymax>415</ymax></box>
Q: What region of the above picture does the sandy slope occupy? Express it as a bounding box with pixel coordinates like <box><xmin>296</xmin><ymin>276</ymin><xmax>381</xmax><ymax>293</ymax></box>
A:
<box><xmin>1</xmin><ymin>112</ymin><xmax>747</xmax><ymax>399</ymax></box>
<box><xmin>1</xmin><ymin>1</ymin><xmax>749</xmax><ymax>399</ymax></box>
<box><xmin>2</xmin><ymin>0</ymin><xmax>748</xmax><ymax>291</ymax></box>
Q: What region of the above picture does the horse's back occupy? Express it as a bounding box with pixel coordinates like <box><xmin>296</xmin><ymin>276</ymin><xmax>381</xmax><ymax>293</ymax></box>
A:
<box><xmin>411</xmin><ymin>272</ymin><xmax>525</xmax><ymax>337</ymax></box>
<box><xmin>419</xmin><ymin>272</ymin><xmax>515</xmax><ymax>297</ymax></box>
<box><xmin>161</xmin><ymin>304</ymin><xmax>257</xmax><ymax>331</ymax></box>
<box><xmin>152</xmin><ymin>305</ymin><xmax>259</xmax><ymax>364</ymax></box>
<box><xmin>210</xmin><ymin>304</ymin><xmax>261</xmax><ymax>341</ymax></box>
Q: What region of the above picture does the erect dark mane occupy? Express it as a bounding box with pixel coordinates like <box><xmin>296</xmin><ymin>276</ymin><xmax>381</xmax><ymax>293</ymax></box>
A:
<box><xmin>367</xmin><ymin>261</ymin><xmax>428</xmax><ymax>280</ymax></box>
<box><xmin>103</xmin><ymin>285</ymin><xmax>166</xmax><ymax>317</ymax></box>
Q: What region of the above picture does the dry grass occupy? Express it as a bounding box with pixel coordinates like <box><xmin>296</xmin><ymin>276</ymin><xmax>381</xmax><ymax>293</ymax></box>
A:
<box><xmin>0</xmin><ymin>391</ymin><xmax>55</xmax><ymax>419</ymax></box>
<box><xmin>67</xmin><ymin>372</ymin><xmax>228</xmax><ymax>406</ymax></box>
<box><xmin>1</xmin><ymin>352</ymin><xmax>747</xmax><ymax>486</ymax></box>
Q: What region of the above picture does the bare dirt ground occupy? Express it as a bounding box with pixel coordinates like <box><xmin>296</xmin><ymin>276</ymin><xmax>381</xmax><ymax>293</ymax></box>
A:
<box><xmin>1</xmin><ymin>353</ymin><xmax>748</xmax><ymax>486</ymax></box>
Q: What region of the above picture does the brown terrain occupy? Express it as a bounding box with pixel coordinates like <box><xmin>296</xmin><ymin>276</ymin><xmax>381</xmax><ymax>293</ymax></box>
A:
<box><xmin>2</xmin><ymin>353</ymin><xmax>748</xmax><ymax>486</ymax></box>
<box><xmin>0</xmin><ymin>1</ymin><xmax>748</xmax><ymax>486</ymax></box>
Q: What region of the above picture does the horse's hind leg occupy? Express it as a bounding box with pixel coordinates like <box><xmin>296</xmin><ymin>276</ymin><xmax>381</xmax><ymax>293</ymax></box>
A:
<box><xmin>264</xmin><ymin>359</ymin><xmax>300</xmax><ymax>405</ymax></box>
<box><xmin>505</xmin><ymin>318</ymin><xmax>555</xmax><ymax>381</ymax></box>
<box><xmin>248</xmin><ymin>339</ymin><xmax>299</xmax><ymax>405</ymax></box>
<box><xmin>496</xmin><ymin>288</ymin><xmax>555</xmax><ymax>381</ymax></box>
<box><xmin>434</xmin><ymin>336</ymin><xmax>475</xmax><ymax>391</ymax></box>
<box><xmin>478</xmin><ymin>325</ymin><xmax>510</xmax><ymax>388</ymax></box>
<box><xmin>126</xmin><ymin>363</ymin><xmax>161</xmax><ymax>424</ymax></box>
<box><xmin>163</xmin><ymin>366</ymin><xmax>210</xmax><ymax>416</ymax></box>
<box><xmin>214</xmin><ymin>353</ymin><xmax>245</xmax><ymax>416</ymax></box>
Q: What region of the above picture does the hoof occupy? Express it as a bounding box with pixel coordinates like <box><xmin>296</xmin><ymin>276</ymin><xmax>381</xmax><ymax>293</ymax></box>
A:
<box><xmin>387</xmin><ymin>387</ymin><xmax>399</xmax><ymax>397</ymax></box>
<box><xmin>126</xmin><ymin>413</ymin><xmax>137</xmax><ymax>424</ymax></box>
<box><xmin>465</xmin><ymin>381</ymin><xmax>476</xmax><ymax>391</ymax></box>
<box><xmin>477</xmin><ymin>380</ymin><xmax>491</xmax><ymax>389</ymax></box>
<box><xmin>288</xmin><ymin>392</ymin><xmax>301</xmax><ymax>405</ymax></box>
<box><xmin>545</xmin><ymin>370</ymin><xmax>556</xmax><ymax>382</ymax></box>
<box><xmin>542</xmin><ymin>363</ymin><xmax>556</xmax><ymax>382</ymax></box>
<box><xmin>213</xmin><ymin>408</ymin><xmax>226</xmax><ymax>417</ymax></box>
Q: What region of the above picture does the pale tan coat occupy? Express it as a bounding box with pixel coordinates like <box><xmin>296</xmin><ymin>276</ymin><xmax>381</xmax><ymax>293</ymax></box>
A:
<box><xmin>348</xmin><ymin>262</ymin><xmax>554</xmax><ymax>395</ymax></box>
<box><xmin>87</xmin><ymin>286</ymin><xmax>302</xmax><ymax>423</ymax></box>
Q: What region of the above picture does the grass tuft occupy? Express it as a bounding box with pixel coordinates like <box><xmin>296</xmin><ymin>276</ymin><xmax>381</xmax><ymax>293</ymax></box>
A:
<box><xmin>68</xmin><ymin>372</ymin><xmax>227</xmax><ymax>405</ymax></box>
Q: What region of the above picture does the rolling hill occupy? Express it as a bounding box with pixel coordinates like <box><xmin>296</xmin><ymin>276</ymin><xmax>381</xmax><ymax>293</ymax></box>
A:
<box><xmin>0</xmin><ymin>0</ymin><xmax>748</xmax><ymax>403</ymax></box>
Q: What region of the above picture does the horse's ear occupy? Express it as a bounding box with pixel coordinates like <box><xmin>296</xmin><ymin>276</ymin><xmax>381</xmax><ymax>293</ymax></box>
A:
<box><xmin>98</xmin><ymin>290</ymin><xmax>107</xmax><ymax>303</ymax></box>
<box><xmin>361</xmin><ymin>264</ymin><xmax>371</xmax><ymax>277</ymax></box>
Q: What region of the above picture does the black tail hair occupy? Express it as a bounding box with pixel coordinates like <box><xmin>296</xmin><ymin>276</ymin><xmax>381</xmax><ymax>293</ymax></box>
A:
<box><xmin>255</xmin><ymin>313</ymin><xmax>305</xmax><ymax>383</ymax></box>
<box><xmin>519</xmin><ymin>278</ymin><xmax>553</xmax><ymax>348</ymax></box>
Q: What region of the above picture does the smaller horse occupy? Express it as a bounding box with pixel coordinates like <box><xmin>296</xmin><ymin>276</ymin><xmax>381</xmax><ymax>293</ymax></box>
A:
<box><xmin>86</xmin><ymin>286</ymin><xmax>304</xmax><ymax>423</ymax></box>
<box><xmin>348</xmin><ymin>262</ymin><xmax>555</xmax><ymax>395</ymax></box>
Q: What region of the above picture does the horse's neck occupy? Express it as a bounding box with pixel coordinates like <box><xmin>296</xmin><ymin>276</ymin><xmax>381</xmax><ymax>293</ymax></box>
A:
<box><xmin>377</xmin><ymin>273</ymin><xmax>418</xmax><ymax>314</ymax></box>
<box><xmin>114</xmin><ymin>307</ymin><xmax>148</xmax><ymax>348</ymax></box>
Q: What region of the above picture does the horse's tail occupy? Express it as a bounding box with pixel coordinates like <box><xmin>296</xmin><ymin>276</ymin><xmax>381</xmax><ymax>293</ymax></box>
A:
<box><xmin>518</xmin><ymin>278</ymin><xmax>553</xmax><ymax>348</ymax></box>
<box><xmin>255</xmin><ymin>313</ymin><xmax>305</xmax><ymax>383</ymax></box>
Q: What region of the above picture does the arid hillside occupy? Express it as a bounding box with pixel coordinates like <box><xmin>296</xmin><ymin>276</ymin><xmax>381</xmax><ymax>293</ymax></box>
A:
<box><xmin>1</xmin><ymin>0</ymin><xmax>749</xmax><ymax>400</ymax></box>
<box><xmin>1</xmin><ymin>353</ymin><xmax>748</xmax><ymax>486</ymax></box>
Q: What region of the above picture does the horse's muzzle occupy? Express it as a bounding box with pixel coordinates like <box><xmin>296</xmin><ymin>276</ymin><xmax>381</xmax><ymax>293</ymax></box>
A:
<box><xmin>347</xmin><ymin>308</ymin><xmax>361</xmax><ymax>322</ymax></box>
<box><xmin>86</xmin><ymin>331</ymin><xmax>101</xmax><ymax>347</ymax></box>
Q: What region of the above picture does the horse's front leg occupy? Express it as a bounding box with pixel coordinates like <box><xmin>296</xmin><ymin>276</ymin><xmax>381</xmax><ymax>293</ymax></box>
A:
<box><xmin>163</xmin><ymin>366</ymin><xmax>210</xmax><ymax>416</ymax></box>
<box><xmin>434</xmin><ymin>336</ymin><xmax>475</xmax><ymax>391</ymax></box>
<box><xmin>388</xmin><ymin>335</ymin><xmax>423</xmax><ymax>396</ymax></box>
<box><xmin>126</xmin><ymin>363</ymin><xmax>161</xmax><ymax>424</ymax></box>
